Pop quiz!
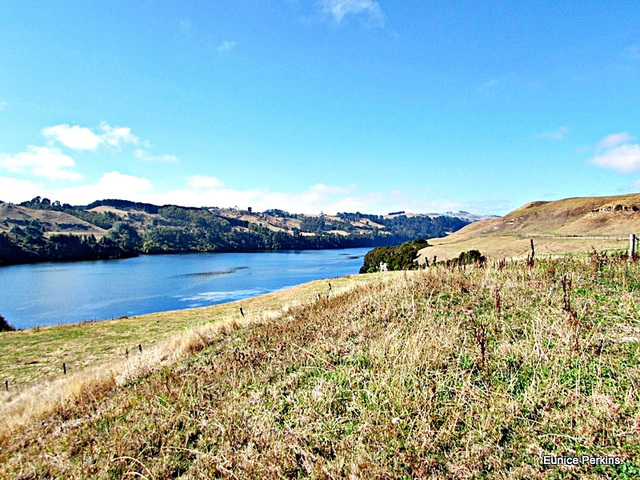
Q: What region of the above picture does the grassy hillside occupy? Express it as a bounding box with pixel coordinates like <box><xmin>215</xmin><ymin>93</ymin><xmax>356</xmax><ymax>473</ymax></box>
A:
<box><xmin>1</xmin><ymin>254</ymin><xmax>639</xmax><ymax>478</ymax></box>
<box><xmin>419</xmin><ymin>193</ymin><xmax>640</xmax><ymax>262</ymax></box>
<box><xmin>0</xmin><ymin>202</ymin><xmax>106</xmax><ymax>237</ymax></box>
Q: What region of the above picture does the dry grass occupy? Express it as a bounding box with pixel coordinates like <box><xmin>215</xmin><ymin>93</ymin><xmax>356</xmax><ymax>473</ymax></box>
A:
<box><xmin>1</xmin><ymin>257</ymin><xmax>640</xmax><ymax>478</ymax></box>
<box><xmin>0</xmin><ymin>273</ymin><xmax>378</xmax><ymax>393</ymax></box>
<box><xmin>417</xmin><ymin>193</ymin><xmax>640</xmax><ymax>262</ymax></box>
<box><xmin>418</xmin><ymin>234</ymin><xmax>627</xmax><ymax>263</ymax></box>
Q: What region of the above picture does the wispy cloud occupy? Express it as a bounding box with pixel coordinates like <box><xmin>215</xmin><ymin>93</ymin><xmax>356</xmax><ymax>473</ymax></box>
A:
<box><xmin>0</xmin><ymin>101</ymin><xmax>6</xmax><ymax>111</ymax></box>
<box><xmin>596</xmin><ymin>132</ymin><xmax>633</xmax><ymax>150</ymax></box>
<box><xmin>217</xmin><ymin>40</ymin><xmax>236</xmax><ymax>54</ymax></box>
<box><xmin>535</xmin><ymin>126</ymin><xmax>568</xmax><ymax>141</ymax></box>
<box><xmin>621</xmin><ymin>45</ymin><xmax>640</xmax><ymax>60</ymax></box>
<box><xmin>478</xmin><ymin>79</ymin><xmax>499</xmax><ymax>92</ymax></box>
<box><xmin>591</xmin><ymin>132</ymin><xmax>640</xmax><ymax>174</ymax></box>
<box><xmin>319</xmin><ymin>0</ymin><xmax>384</xmax><ymax>27</ymax></box>
<box><xmin>0</xmin><ymin>146</ymin><xmax>83</xmax><ymax>181</ymax></box>
<box><xmin>134</xmin><ymin>149</ymin><xmax>180</xmax><ymax>163</ymax></box>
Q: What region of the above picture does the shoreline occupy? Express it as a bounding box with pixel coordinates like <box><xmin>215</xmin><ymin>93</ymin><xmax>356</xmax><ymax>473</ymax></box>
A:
<box><xmin>0</xmin><ymin>271</ymin><xmax>391</xmax><ymax>394</ymax></box>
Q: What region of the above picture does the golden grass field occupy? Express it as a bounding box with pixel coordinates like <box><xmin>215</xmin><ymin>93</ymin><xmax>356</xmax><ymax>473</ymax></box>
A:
<box><xmin>1</xmin><ymin>253</ymin><xmax>640</xmax><ymax>478</ymax></box>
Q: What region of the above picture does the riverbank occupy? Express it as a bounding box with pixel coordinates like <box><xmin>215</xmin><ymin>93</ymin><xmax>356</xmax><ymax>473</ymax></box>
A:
<box><xmin>0</xmin><ymin>271</ymin><xmax>386</xmax><ymax>393</ymax></box>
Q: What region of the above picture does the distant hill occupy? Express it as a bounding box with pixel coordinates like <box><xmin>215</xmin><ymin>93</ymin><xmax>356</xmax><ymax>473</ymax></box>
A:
<box><xmin>0</xmin><ymin>197</ymin><xmax>472</xmax><ymax>266</ymax></box>
<box><xmin>419</xmin><ymin>193</ymin><xmax>640</xmax><ymax>262</ymax></box>
<box><xmin>427</xmin><ymin>211</ymin><xmax>500</xmax><ymax>223</ymax></box>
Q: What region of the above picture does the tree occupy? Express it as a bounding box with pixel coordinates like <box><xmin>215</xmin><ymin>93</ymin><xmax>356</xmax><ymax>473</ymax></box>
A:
<box><xmin>0</xmin><ymin>314</ymin><xmax>16</xmax><ymax>332</ymax></box>
<box><xmin>105</xmin><ymin>222</ymin><xmax>142</xmax><ymax>251</ymax></box>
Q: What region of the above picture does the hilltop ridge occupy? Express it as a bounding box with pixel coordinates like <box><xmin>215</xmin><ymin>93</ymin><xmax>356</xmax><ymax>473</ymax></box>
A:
<box><xmin>419</xmin><ymin>193</ymin><xmax>640</xmax><ymax>262</ymax></box>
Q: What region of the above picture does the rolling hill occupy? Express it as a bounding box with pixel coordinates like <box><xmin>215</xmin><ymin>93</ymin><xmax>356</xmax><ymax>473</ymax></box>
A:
<box><xmin>419</xmin><ymin>193</ymin><xmax>640</xmax><ymax>262</ymax></box>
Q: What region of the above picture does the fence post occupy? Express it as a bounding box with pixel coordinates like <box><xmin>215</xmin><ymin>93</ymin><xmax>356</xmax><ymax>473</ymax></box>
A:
<box><xmin>63</xmin><ymin>362</ymin><xmax>67</xmax><ymax>375</ymax></box>
<box><xmin>630</xmin><ymin>234</ymin><xmax>636</xmax><ymax>260</ymax></box>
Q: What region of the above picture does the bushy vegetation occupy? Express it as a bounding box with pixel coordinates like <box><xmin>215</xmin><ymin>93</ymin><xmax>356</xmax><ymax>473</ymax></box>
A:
<box><xmin>360</xmin><ymin>238</ymin><xmax>429</xmax><ymax>273</ymax></box>
<box><xmin>444</xmin><ymin>249</ymin><xmax>486</xmax><ymax>267</ymax></box>
<box><xmin>2</xmin><ymin>254</ymin><xmax>639</xmax><ymax>478</ymax></box>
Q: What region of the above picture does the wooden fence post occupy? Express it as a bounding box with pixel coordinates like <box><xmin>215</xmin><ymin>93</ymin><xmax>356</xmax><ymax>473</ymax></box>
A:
<box><xmin>630</xmin><ymin>234</ymin><xmax>636</xmax><ymax>260</ymax></box>
<box><xmin>4</xmin><ymin>380</ymin><xmax>8</xmax><ymax>392</ymax></box>
<box><xmin>62</xmin><ymin>362</ymin><xmax>67</xmax><ymax>375</ymax></box>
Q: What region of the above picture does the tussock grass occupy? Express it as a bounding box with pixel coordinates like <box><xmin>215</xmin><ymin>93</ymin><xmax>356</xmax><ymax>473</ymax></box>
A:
<box><xmin>2</xmin><ymin>257</ymin><xmax>640</xmax><ymax>478</ymax></box>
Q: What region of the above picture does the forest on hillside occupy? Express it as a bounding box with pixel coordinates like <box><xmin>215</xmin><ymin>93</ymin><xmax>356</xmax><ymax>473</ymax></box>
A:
<box><xmin>0</xmin><ymin>198</ymin><xmax>469</xmax><ymax>266</ymax></box>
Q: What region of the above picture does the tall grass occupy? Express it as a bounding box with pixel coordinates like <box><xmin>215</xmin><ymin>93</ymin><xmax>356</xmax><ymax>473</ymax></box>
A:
<box><xmin>1</xmin><ymin>255</ymin><xmax>639</xmax><ymax>478</ymax></box>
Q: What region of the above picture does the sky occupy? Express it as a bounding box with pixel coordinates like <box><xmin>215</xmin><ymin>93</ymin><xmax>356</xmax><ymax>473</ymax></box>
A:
<box><xmin>0</xmin><ymin>1</ymin><xmax>639</xmax><ymax>216</ymax></box>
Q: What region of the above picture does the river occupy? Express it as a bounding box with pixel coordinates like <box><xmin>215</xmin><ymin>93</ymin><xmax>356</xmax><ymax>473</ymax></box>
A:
<box><xmin>0</xmin><ymin>248</ymin><xmax>370</xmax><ymax>329</ymax></box>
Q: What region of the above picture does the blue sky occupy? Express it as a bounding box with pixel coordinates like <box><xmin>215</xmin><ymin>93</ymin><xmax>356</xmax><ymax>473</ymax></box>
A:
<box><xmin>0</xmin><ymin>1</ymin><xmax>639</xmax><ymax>215</ymax></box>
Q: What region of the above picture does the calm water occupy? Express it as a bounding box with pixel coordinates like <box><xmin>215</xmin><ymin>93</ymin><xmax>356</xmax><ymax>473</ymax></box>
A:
<box><xmin>0</xmin><ymin>248</ymin><xmax>369</xmax><ymax>329</ymax></box>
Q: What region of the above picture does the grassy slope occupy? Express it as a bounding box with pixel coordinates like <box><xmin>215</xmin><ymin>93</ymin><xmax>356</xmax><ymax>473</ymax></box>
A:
<box><xmin>0</xmin><ymin>273</ymin><xmax>377</xmax><ymax>392</ymax></box>
<box><xmin>2</xmin><ymin>256</ymin><xmax>640</xmax><ymax>478</ymax></box>
<box><xmin>419</xmin><ymin>193</ymin><xmax>640</xmax><ymax>262</ymax></box>
<box><xmin>0</xmin><ymin>203</ymin><xmax>106</xmax><ymax>238</ymax></box>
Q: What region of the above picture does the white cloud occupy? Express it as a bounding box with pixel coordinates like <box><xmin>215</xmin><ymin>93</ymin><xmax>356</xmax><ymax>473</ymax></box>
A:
<box><xmin>591</xmin><ymin>132</ymin><xmax>640</xmax><ymax>174</ymax></box>
<box><xmin>143</xmin><ymin>182</ymin><xmax>458</xmax><ymax>216</ymax></box>
<box><xmin>535</xmin><ymin>126</ymin><xmax>568</xmax><ymax>141</ymax></box>
<box><xmin>42</xmin><ymin>124</ymin><xmax>102</xmax><ymax>150</ymax></box>
<box><xmin>187</xmin><ymin>175</ymin><xmax>224</xmax><ymax>189</ymax></box>
<box><xmin>99</xmin><ymin>122</ymin><xmax>140</xmax><ymax>147</ymax></box>
<box><xmin>0</xmin><ymin>176</ymin><xmax>44</xmax><ymax>202</ymax></box>
<box><xmin>42</xmin><ymin>122</ymin><xmax>140</xmax><ymax>151</ymax></box>
<box><xmin>0</xmin><ymin>165</ymin><xmax>468</xmax><ymax>216</ymax></box>
<box><xmin>592</xmin><ymin>144</ymin><xmax>640</xmax><ymax>174</ymax></box>
<box><xmin>40</xmin><ymin>121</ymin><xmax>176</xmax><ymax>164</ymax></box>
<box><xmin>0</xmin><ymin>146</ymin><xmax>82</xmax><ymax>181</ymax></box>
<box><xmin>53</xmin><ymin>171</ymin><xmax>153</xmax><ymax>205</ymax></box>
<box><xmin>217</xmin><ymin>40</ymin><xmax>236</xmax><ymax>53</ymax></box>
<box><xmin>319</xmin><ymin>0</ymin><xmax>384</xmax><ymax>27</ymax></box>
